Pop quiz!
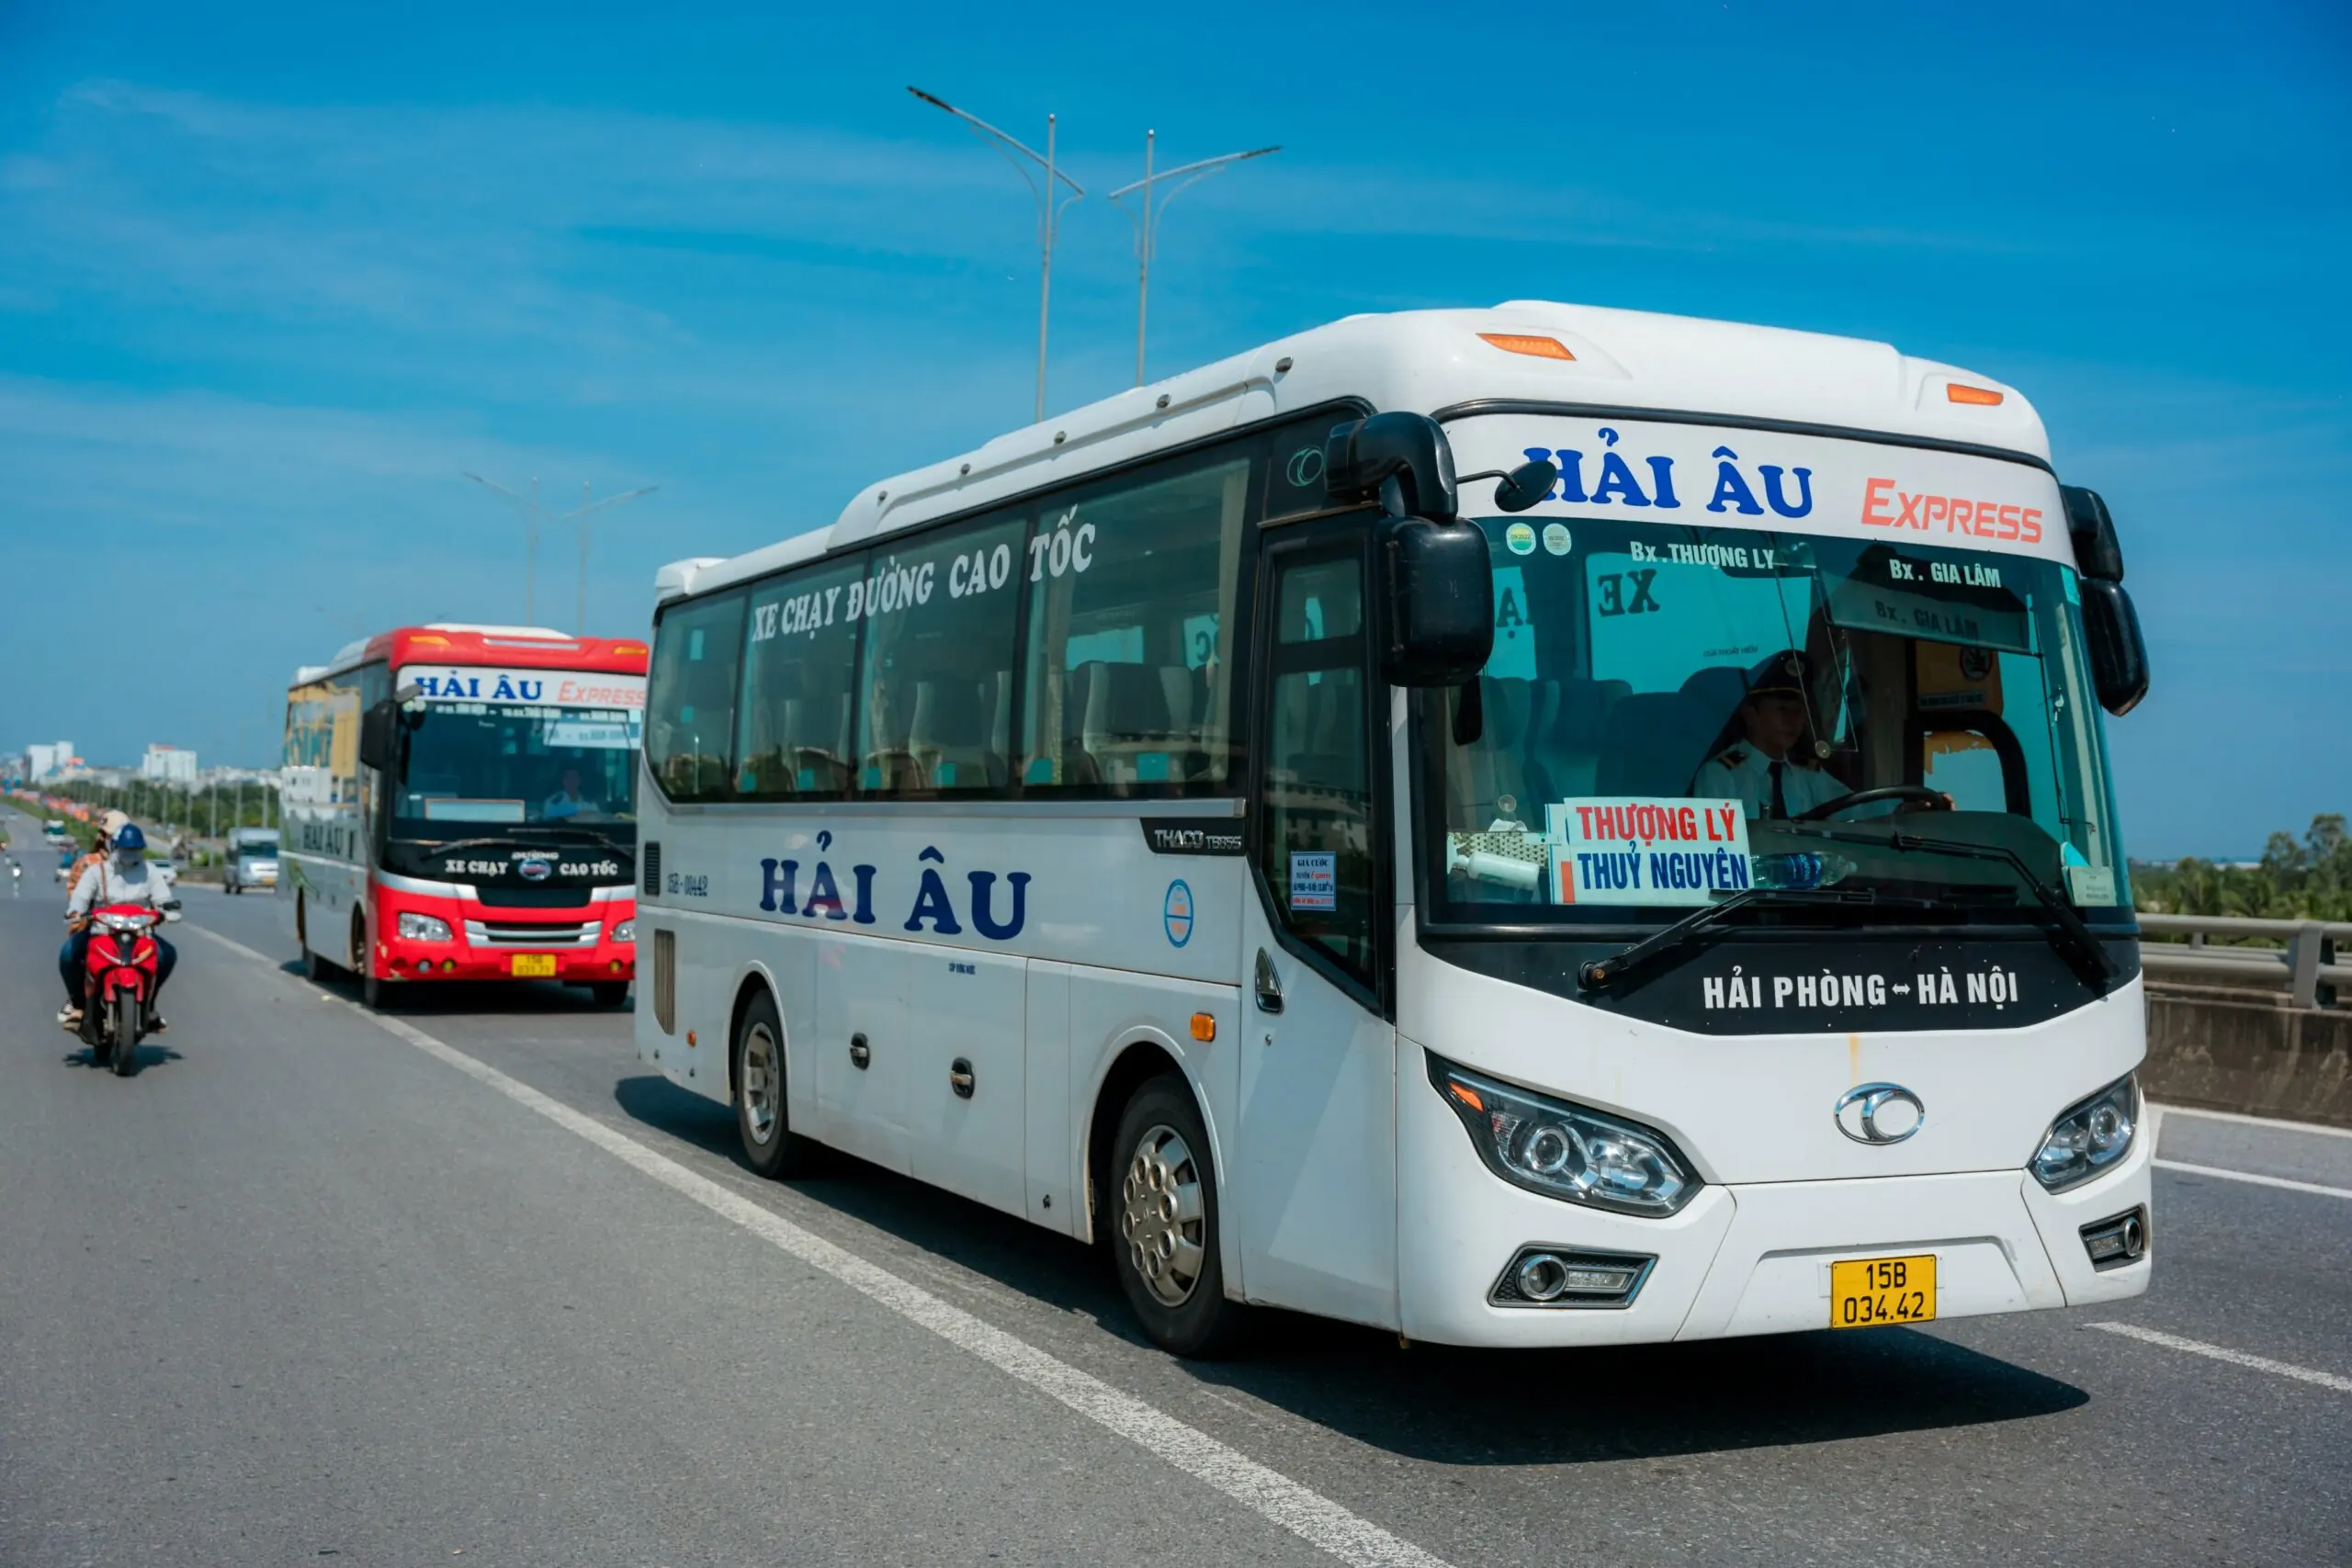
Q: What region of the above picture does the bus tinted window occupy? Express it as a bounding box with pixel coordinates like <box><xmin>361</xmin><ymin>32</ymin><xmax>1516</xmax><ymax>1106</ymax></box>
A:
<box><xmin>648</xmin><ymin>591</ymin><xmax>745</xmax><ymax>801</ymax></box>
<box><xmin>1018</xmin><ymin>453</ymin><xmax>1251</xmax><ymax>792</ymax></box>
<box><xmin>739</xmin><ymin>558</ymin><xmax>863</xmax><ymax>797</ymax></box>
<box><xmin>854</xmin><ymin>510</ymin><xmax>1025</xmax><ymax>794</ymax></box>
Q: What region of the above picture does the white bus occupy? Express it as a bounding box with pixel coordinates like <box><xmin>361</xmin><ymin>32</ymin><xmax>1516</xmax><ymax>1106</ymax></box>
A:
<box><xmin>637</xmin><ymin>301</ymin><xmax>2154</xmax><ymax>1354</ymax></box>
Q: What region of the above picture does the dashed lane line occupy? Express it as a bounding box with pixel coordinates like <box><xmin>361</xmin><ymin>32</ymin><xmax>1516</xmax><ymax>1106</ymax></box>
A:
<box><xmin>185</xmin><ymin>922</ymin><xmax>1453</xmax><ymax>1568</ymax></box>
<box><xmin>2086</xmin><ymin>1322</ymin><xmax>2352</xmax><ymax>1394</ymax></box>
<box><xmin>2152</xmin><ymin>1158</ymin><xmax>2352</xmax><ymax>1200</ymax></box>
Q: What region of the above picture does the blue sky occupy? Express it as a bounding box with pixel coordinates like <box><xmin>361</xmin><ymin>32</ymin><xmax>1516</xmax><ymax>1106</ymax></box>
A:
<box><xmin>0</xmin><ymin>0</ymin><xmax>2344</xmax><ymax>857</ymax></box>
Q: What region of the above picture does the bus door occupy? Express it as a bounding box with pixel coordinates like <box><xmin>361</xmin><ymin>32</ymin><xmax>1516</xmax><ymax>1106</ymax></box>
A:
<box><xmin>1233</xmin><ymin>516</ymin><xmax>1398</xmax><ymax>1328</ymax></box>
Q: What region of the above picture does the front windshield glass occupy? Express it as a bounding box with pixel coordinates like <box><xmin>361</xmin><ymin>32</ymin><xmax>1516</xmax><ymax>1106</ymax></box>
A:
<box><xmin>1428</xmin><ymin>516</ymin><xmax>2128</xmax><ymax>927</ymax></box>
<box><xmin>239</xmin><ymin>839</ymin><xmax>280</xmax><ymax>858</ymax></box>
<box><xmin>390</xmin><ymin>702</ymin><xmax>640</xmax><ymax>840</ymax></box>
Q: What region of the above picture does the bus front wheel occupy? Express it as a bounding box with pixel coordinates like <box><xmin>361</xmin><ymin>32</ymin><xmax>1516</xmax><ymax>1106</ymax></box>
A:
<box><xmin>733</xmin><ymin>990</ymin><xmax>820</xmax><ymax>1180</ymax></box>
<box><xmin>1107</xmin><ymin>1075</ymin><xmax>1250</xmax><ymax>1359</ymax></box>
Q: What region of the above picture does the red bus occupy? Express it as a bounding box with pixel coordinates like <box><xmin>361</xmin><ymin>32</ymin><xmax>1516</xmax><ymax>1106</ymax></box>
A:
<box><xmin>279</xmin><ymin>624</ymin><xmax>647</xmax><ymax>1009</ymax></box>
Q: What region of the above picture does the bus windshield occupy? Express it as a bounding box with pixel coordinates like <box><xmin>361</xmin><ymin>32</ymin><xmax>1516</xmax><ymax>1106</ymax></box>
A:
<box><xmin>1429</xmin><ymin>515</ymin><xmax>2128</xmax><ymax>928</ymax></box>
<box><xmin>390</xmin><ymin>701</ymin><xmax>640</xmax><ymax>840</ymax></box>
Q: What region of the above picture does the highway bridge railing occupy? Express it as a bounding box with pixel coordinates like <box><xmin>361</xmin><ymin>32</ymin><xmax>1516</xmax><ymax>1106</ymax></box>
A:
<box><xmin>2137</xmin><ymin>913</ymin><xmax>2350</xmax><ymax>1010</ymax></box>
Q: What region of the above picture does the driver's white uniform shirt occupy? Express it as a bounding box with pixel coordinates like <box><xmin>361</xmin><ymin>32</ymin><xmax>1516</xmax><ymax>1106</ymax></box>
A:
<box><xmin>1692</xmin><ymin>745</ymin><xmax>1848</xmax><ymax>820</ymax></box>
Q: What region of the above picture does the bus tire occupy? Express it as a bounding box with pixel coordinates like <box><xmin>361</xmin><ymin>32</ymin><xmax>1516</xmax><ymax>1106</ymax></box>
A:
<box><xmin>1108</xmin><ymin>1074</ymin><xmax>1250</xmax><ymax>1359</ymax></box>
<box><xmin>733</xmin><ymin>990</ymin><xmax>818</xmax><ymax>1180</ymax></box>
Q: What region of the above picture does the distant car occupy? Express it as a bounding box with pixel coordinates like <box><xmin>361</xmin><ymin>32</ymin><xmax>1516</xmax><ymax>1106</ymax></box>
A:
<box><xmin>223</xmin><ymin>830</ymin><xmax>280</xmax><ymax>895</ymax></box>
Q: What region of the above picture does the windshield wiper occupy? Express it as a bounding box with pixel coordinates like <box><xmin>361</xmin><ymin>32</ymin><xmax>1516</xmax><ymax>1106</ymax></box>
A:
<box><xmin>1578</xmin><ymin>887</ymin><xmax>1883</xmax><ymax>993</ymax></box>
<box><xmin>1781</xmin><ymin>824</ymin><xmax>2118</xmax><ymax>994</ymax></box>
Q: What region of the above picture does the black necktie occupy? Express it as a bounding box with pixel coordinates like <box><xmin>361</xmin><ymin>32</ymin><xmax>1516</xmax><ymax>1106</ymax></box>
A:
<box><xmin>1769</xmin><ymin>759</ymin><xmax>1788</xmax><ymax>818</ymax></box>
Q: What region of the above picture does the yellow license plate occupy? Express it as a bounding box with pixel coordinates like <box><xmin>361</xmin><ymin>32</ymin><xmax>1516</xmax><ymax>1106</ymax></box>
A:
<box><xmin>1829</xmin><ymin>1254</ymin><xmax>1937</xmax><ymax>1328</ymax></box>
<box><xmin>510</xmin><ymin>953</ymin><xmax>560</xmax><ymax>977</ymax></box>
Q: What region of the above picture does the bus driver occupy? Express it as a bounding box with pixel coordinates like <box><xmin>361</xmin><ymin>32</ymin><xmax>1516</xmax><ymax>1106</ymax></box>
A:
<box><xmin>1692</xmin><ymin>650</ymin><xmax>1849</xmax><ymax>820</ymax></box>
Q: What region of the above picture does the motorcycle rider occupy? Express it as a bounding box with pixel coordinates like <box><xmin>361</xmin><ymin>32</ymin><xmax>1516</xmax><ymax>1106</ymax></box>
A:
<box><xmin>60</xmin><ymin>822</ymin><xmax>178</xmax><ymax>1032</ymax></box>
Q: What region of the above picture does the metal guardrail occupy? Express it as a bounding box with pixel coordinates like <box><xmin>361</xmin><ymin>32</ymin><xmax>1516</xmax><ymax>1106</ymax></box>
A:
<box><xmin>2136</xmin><ymin>912</ymin><xmax>2352</xmax><ymax>1009</ymax></box>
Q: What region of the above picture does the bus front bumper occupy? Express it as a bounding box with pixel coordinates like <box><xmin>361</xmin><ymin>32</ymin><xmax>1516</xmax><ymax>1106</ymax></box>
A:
<box><xmin>1396</xmin><ymin>1059</ymin><xmax>2153</xmax><ymax>1348</ymax></box>
<box><xmin>368</xmin><ymin>903</ymin><xmax>636</xmax><ymax>986</ymax></box>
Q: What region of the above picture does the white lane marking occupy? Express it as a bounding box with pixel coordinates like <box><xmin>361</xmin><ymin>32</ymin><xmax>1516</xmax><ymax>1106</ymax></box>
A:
<box><xmin>2086</xmin><ymin>1322</ymin><xmax>2352</xmax><ymax>1394</ymax></box>
<box><xmin>2150</xmin><ymin>1101</ymin><xmax>2352</xmax><ymax>1142</ymax></box>
<box><xmin>2153</xmin><ymin>1158</ymin><xmax>2352</xmax><ymax>1201</ymax></box>
<box><xmin>184</xmin><ymin>922</ymin><xmax>1452</xmax><ymax>1568</ymax></box>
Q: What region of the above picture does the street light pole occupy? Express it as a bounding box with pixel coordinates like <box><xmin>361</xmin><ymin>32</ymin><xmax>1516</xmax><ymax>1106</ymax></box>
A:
<box><xmin>565</xmin><ymin>481</ymin><xmax>660</xmax><ymax>635</ymax></box>
<box><xmin>464</xmin><ymin>472</ymin><xmax>547</xmax><ymax>624</ymax></box>
<box><xmin>1108</xmin><ymin>134</ymin><xmax>1279</xmax><ymax>386</ymax></box>
<box><xmin>908</xmin><ymin>86</ymin><xmax>1086</xmax><ymax>423</ymax></box>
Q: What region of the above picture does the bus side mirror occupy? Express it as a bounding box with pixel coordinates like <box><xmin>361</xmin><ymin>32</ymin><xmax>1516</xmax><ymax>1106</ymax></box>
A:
<box><xmin>1381</xmin><ymin>516</ymin><xmax>1494</xmax><ymax>687</ymax></box>
<box><xmin>357</xmin><ymin>700</ymin><xmax>396</xmax><ymax>772</ymax></box>
<box><xmin>1326</xmin><ymin>412</ymin><xmax>1459</xmax><ymax>522</ymax></box>
<box><xmin>2061</xmin><ymin>485</ymin><xmax>2125</xmax><ymax>582</ymax></box>
<box><xmin>2079</xmin><ymin>579</ymin><xmax>2150</xmax><ymax>716</ymax></box>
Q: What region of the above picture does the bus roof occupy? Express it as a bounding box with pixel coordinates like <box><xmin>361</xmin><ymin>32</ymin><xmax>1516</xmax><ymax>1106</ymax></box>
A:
<box><xmin>660</xmin><ymin>299</ymin><xmax>2052</xmax><ymax>604</ymax></box>
<box><xmin>289</xmin><ymin>625</ymin><xmax>650</xmax><ymax>687</ymax></box>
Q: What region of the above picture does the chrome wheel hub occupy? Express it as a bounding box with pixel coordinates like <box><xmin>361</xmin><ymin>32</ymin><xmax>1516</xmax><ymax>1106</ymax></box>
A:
<box><xmin>1120</xmin><ymin>1123</ymin><xmax>1206</xmax><ymax>1308</ymax></box>
<box><xmin>741</xmin><ymin>1023</ymin><xmax>781</xmax><ymax>1145</ymax></box>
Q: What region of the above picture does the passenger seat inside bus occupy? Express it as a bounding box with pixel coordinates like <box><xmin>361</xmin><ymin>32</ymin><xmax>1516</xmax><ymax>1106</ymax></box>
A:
<box><xmin>911</xmin><ymin>676</ymin><xmax>1008</xmax><ymax>789</ymax></box>
<box><xmin>1594</xmin><ymin>669</ymin><xmax>1747</xmax><ymax>797</ymax></box>
<box><xmin>1082</xmin><ymin>661</ymin><xmax>1188</xmax><ymax>788</ymax></box>
<box><xmin>1527</xmin><ymin>676</ymin><xmax>1624</xmax><ymax>799</ymax></box>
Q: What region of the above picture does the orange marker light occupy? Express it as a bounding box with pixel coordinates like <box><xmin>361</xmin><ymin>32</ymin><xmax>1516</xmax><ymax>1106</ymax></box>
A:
<box><xmin>409</xmin><ymin>633</ymin><xmax>451</xmax><ymax>647</ymax></box>
<box><xmin>1446</xmin><ymin>1081</ymin><xmax>1486</xmax><ymax>1114</ymax></box>
<box><xmin>1946</xmin><ymin>383</ymin><xmax>2004</xmax><ymax>406</ymax></box>
<box><xmin>1477</xmin><ymin>332</ymin><xmax>1576</xmax><ymax>362</ymax></box>
<box><xmin>1190</xmin><ymin>1012</ymin><xmax>1216</xmax><ymax>1043</ymax></box>
<box><xmin>615</xmin><ymin>643</ymin><xmax>648</xmax><ymax>657</ymax></box>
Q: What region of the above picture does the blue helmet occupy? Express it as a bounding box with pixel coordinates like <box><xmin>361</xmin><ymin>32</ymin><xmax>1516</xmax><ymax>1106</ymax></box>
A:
<box><xmin>112</xmin><ymin>823</ymin><xmax>147</xmax><ymax>853</ymax></box>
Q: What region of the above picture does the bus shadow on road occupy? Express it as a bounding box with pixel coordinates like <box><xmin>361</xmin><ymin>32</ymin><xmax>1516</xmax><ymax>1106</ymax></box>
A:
<box><xmin>1193</xmin><ymin>1316</ymin><xmax>2090</xmax><ymax>1463</ymax></box>
<box><xmin>606</xmin><ymin>1068</ymin><xmax>2089</xmax><ymax>1460</ymax></box>
<box><xmin>611</xmin><ymin>1070</ymin><xmax>1137</xmax><ymax>1321</ymax></box>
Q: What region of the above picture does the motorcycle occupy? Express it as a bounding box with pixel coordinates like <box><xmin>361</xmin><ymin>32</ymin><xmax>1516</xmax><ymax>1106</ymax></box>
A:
<box><xmin>78</xmin><ymin>901</ymin><xmax>177</xmax><ymax>1076</ymax></box>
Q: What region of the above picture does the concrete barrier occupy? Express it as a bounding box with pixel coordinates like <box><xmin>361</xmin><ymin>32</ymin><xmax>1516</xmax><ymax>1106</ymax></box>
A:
<box><xmin>2143</xmin><ymin>988</ymin><xmax>2352</xmax><ymax>1129</ymax></box>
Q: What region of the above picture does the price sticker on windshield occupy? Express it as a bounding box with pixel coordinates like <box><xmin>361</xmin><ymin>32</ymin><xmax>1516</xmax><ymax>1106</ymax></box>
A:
<box><xmin>1547</xmin><ymin>797</ymin><xmax>1751</xmax><ymax>906</ymax></box>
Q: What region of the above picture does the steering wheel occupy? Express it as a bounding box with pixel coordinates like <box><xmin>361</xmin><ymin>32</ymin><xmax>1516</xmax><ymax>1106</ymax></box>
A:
<box><xmin>1792</xmin><ymin>785</ymin><xmax>1952</xmax><ymax>823</ymax></box>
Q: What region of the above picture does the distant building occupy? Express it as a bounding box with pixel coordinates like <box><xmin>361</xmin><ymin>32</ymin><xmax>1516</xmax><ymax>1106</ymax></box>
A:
<box><xmin>26</xmin><ymin>741</ymin><xmax>74</xmax><ymax>780</ymax></box>
<box><xmin>141</xmin><ymin>745</ymin><xmax>198</xmax><ymax>784</ymax></box>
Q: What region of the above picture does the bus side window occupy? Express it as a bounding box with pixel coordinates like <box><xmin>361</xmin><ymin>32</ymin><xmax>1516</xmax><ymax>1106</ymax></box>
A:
<box><xmin>853</xmin><ymin>509</ymin><xmax>1025</xmax><ymax>795</ymax></box>
<box><xmin>1018</xmin><ymin>452</ymin><xmax>1251</xmax><ymax>794</ymax></box>
<box><xmin>739</xmin><ymin>558</ymin><xmax>863</xmax><ymax>798</ymax></box>
<box><xmin>648</xmin><ymin>590</ymin><xmax>746</xmax><ymax>802</ymax></box>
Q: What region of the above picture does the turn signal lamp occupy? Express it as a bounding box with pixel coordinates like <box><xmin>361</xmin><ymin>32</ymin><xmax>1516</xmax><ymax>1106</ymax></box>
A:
<box><xmin>615</xmin><ymin>643</ymin><xmax>648</xmax><ymax>657</ymax></box>
<box><xmin>1945</xmin><ymin>383</ymin><xmax>2005</xmax><ymax>406</ymax></box>
<box><xmin>1190</xmin><ymin>1012</ymin><xmax>1216</xmax><ymax>1043</ymax></box>
<box><xmin>410</xmin><ymin>633</ymin><xmax>452</xmax><ymax>647</ymax></box>
<box><xmin>1477</xmin><ymin>332</ymin><xmax>1576</xmax><ymax>362</ymax></box>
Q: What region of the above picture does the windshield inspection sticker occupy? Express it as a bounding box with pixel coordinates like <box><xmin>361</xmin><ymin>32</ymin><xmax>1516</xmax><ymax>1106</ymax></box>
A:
<box><xmin>1546</xmin><ymin>797</ymin><xmax>1751</xmax><ymax>906</ymax></box>
<box><xmin>1288</xmin><ymin>852</ymin><xmax>1337</xmax><ymax>911</ymax></box>
<box><xmin>1541</xmin><ymin>522</ymin><xmax>1573</xmax><ymax>555</ymax></box>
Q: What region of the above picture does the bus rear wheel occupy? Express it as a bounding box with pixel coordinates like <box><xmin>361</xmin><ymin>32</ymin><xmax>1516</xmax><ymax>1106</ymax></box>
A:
<box><xmin>733</xmin><ymin>990</ymin><xmax>819</xmax><ymax>1180</ymax></box>
<box><xmin>1107</xmin><ymin>1074</ymin><xmax>1250</xmax><ymax>1359</ymax></box>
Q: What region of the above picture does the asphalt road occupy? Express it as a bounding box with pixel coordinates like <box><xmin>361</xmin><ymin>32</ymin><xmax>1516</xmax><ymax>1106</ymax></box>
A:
<box><xmin>2</xmin><ymin>807</ymin><xmax>2346</xmax><ymax>1567</ymax></box>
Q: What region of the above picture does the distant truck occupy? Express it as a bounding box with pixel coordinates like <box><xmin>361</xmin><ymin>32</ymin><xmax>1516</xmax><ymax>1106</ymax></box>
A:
<box><xmin>223</xmin><ymin>829</ymin><xmax>281</xmax><ymax>896</ymax></box>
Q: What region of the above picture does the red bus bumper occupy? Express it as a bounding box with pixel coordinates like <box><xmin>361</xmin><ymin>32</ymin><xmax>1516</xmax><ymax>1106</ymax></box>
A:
<box><xmin>364</xmin><ymin>886</ymin><xmax>637</xmax><ymax>986</ymax></box>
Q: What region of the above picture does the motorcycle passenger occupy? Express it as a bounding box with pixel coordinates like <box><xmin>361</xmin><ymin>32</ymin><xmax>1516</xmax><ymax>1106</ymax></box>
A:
<box><xmin>60</xmin><ymin>823</ymin><xmax>177</xmax><ymax>1032</ymax></box>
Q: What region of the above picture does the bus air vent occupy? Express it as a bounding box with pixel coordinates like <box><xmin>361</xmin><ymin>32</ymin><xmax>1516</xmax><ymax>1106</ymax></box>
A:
<box><xmin>643</xmin><ymin>841</ymin><xmax>661</xmax><ymax>898</ymax></box>
<box><xmin>652</xmin><ymin>930</ymin><xmax>676</xmax><ymax>1035</ymax></box>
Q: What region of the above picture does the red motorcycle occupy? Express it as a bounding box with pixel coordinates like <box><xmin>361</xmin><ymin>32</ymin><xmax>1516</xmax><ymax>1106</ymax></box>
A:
<box><xmin>80</xmin><ymin>902</ymin><xmax>170</xmax><ymax>1077</ymax></box>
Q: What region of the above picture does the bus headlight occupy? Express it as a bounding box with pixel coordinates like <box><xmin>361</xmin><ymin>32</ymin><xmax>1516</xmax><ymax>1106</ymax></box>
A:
<box><xmin>2031</xmin><ymin>1073</ymin><xmax>2139</xmax><ymax>1191</ymax></box>
<box><xmin>396</xmin><ymin>912</ymin><xmax>452</xmax><ymax>942</ymax></box>
<box><xmin>610</xmin><ymin>919</ymin><xmax>636</xmax><ymax>943</ymax></box>
<box><xmin>1428</xmin><ymin>1055</ymin><xmax>1697</xmax><ymax>1216</ymax></box>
